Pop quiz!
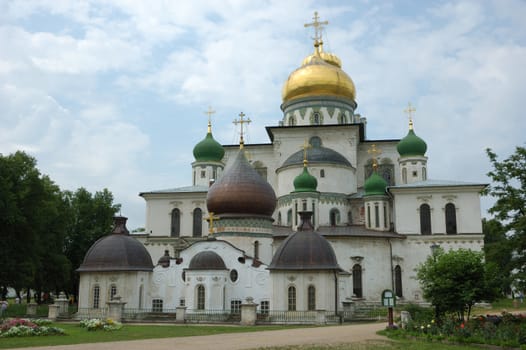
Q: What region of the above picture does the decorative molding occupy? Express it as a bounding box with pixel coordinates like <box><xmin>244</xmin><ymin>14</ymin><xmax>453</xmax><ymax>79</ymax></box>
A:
<box><xmin>416</xmin><ymin>195</ymin><xmax>432</xmax><ymax>203</ymax></box>
<box><xmin>350</xmin><ymin>256</ymin><xmax>364</xmax><ymax>262</ymax></box>
<box><xmin>287</xmin><ymin>275</ymin><xmax>296</xmax><ymax>282</ymax></box>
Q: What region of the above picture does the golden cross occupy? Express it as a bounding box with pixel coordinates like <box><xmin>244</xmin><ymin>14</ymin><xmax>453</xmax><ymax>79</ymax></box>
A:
<box><xmin>367</xmin><ymin>144</ymin><xmax>382</xmax><ymax>171</ymax></box>
<box><xmin>204</xmin><ymin>106</ymin><xmax>216</xmax><ymax>132</ymax></box>
<box><xmin>205</xmin><ymin>212</ymin><xmax>220</xmax><ymax>235</ymax></box>
<box><xmin>233</xmin><ymin>112</ymin><xmax>251</xmax><ymax>149</ymax></box>
<box><xmin>301</xmin><ymin>139</ymin><xmax>312</xmax><ymax>167</ymax></box>
<box><xmin>304</xmin><ymin>11</ymin><xmax>328</xmax><ymax>45</ymax></box>
<box><xmin>404</xmin><ymin>102</ymin><xmax>416</xmax><ymax>130</ymax></box>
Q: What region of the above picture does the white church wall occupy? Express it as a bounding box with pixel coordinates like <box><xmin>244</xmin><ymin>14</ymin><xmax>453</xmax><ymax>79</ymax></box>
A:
<box><xmin>391</xmin><ymin>187</ymin><xmax>484</xmax><ymax>234</ymax></box>
<box><xmin>270</xmin><ymin>271</ymin><xmax>338</xmax><ymax>311</ymax></box>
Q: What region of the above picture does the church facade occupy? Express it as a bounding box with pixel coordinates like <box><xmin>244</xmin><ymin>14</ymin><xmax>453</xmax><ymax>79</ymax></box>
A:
<box><xmin>77</xmin><ymin>14</ymin><xmax>485</xmax><ymax>317</ymax></box>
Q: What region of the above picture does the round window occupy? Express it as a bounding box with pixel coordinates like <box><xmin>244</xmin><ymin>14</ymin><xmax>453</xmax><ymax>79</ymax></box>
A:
<box><xmin>230</xmin><ymin>269</ymin><xmax>238</xmax><ymax>282</ymax></box>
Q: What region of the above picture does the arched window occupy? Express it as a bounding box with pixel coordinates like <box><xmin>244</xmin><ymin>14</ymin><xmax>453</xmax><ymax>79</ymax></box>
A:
<box><xmin>352</xmin><ymin>264</ymin><xmax>363</xmax><ymax>298</ymax></box>
<box><xmin>254</xmin><ymin>241</ymin><xmax>259</xmax><ymax>260</ymax></box>
<box><xmin>445</xmin><ymin>203</ymin><xmax>457</xmax><ymax>234</ymax></box>
<box><xmin>420</xmin><ymin>204</ymin><xmax>431</xmax><ymax>235</ymax></box>
<box><xmin>308</xmin><ymin>285</ymin><xmax>316</xmax><ymax>311</ymax></box>
<box><xmin>313</xmin><ymin>112</ymin><xmax>320</xmax><ymax>125</ymax></box>
<box><xmin>287</xmin><ymin>209</ymin><xmax>292</xmax><ymax>226</ymax></box>
<box><xmin>330</xmin><ymin>209</ymin><xmax>340</xmax><ymax>226</ymax></box>
<box><xmin>92</xmin><ymin>285</ymin><xmax>100</xmax><ymax>309</ymax></box>
<box><xmin>394</xmin><ymin>265</ymin><xmax>403</xmax><ymax>297</ymax></box>
<box><xmin>171</xmin><ymin>208</ymin><xmax>180</xmax><ymax>237</ymax></box>
<box><xmin>402</xmin><ymin>168</ymin><xmax>407</xmax><ymax>184</ymax></box>
<box><xmin>109</xmin><ymin>285</ymin><xmax>117</xmax><ymax>300</ymax></box>
<box><xmin>288</xmin><ymin>116</ymin><xmax>296</xmax><ymax>126</ymax></box>
<box><xmin>288</xmin><ymin>286</ymin><xmax>296</xmax><ymax>311</ymax></box>
<box><xmin>338</xmin><ymin>114</ymin><xmax>346</xmax><ymax>124</ymax></box>
<box><xmin>348</xmin><ymin>211</ymin><xmax>353</xmax><ymax>225</ymax></box>
<box><xmin>277</xmin><ymin>212</ymin><xmax>282</xmax><ymax>225</ymax></box>
<box><xmin>320</xmin><ymin>169</ymin><xmax>325</xmax><ymax>178</ymax></box>
<box><xmin>422</xmin><ymin>167</ymin><xmax>427</xmax><ymax>180</ymax></box>
<box><xmin>197</xmin><ymin>285</ymin><xmax>205</xmax><ymax>310</ymax></box>
<box><xmin>193</xmin><ymin>208</ymin><xmax>202</xmax><ymax>237</ymax></box>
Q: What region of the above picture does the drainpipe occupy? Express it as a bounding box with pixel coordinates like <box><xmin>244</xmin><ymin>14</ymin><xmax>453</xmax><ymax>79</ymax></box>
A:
<box><xmin>388</xmin><ymin>239</ymin><xmax>394</xmax><ymax>291</ymax></box>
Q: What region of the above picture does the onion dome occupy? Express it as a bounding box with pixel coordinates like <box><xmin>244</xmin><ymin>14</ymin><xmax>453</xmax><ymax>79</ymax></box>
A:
<box><xmin>397</xmin><ymin>121</ymin><xmax>427</xmax><ymax>157</ymax></box>
<box><xmin>269</xmin><ymin>212</ymin><xmax>340</xmax><ymax>271</ymax></box>
<box><xmin>282</xmin><ymin>44</ymin><xmax>356</xmax><ymax>104</ymax></box>
<box><xmin>157</xmin><ymin>250</ymin><xmax>171</xmax><ymax>268</ymax></box>
<box><xmin>193</xmin><ymin>128</ymin><xmax>224</xmax><ymax>162</ymax></box>
<box><xmin>77</xmin><ymin>216</ymin><xmax>154</xmax><ymax>272</ymax></box>
<box><xmin>293</xmin><ymin>167</ymin><xmax>318</xmax><ymax>192</ymax></box>
<box><xmin>207</xmin><ymin>149</ymin><xmax>277</xmax><ymax>217</ymax></box>
<box><xmin>364</xmin><ymin>172</ymin><xmax>388</xmax><ymax>196</ymax></box>
<box><xmin>187</xmin><ymin>251</ymin><xmax>227</xmax><ymax>270</ymax></box>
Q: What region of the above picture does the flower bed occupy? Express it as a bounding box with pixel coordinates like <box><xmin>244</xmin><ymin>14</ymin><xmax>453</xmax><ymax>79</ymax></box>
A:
<box><xmin>79</xmin><ymin>318</ymin><xmax>122</xmax><ymax>331</ymax></box>
<box><xmin>385</xmin><ymin>311</ymin><xmax>526</xmax><ymax>348</ymax></box>
<box><xmin>0</xmin><ymin>318</ymin><xmax>65</xmax><ymax>338</ymax></box>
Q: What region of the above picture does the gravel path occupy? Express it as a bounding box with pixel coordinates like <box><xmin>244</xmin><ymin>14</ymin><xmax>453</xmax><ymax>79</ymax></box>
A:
<box><xmin>11</xmin><ymin>322</ymin><xmax>387</xmax><ymax>350</ymax></box>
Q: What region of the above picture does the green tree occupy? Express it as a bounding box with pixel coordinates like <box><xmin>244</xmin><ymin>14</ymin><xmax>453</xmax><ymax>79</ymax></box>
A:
<box><xmin>484</xmin><ymin>146</ymin><xmax>526</xmax><ymax>289</ymax></box>
<box><xmin>483</xmin><ymin>218</ymin><xmax>513</xmax><ymax>295</ymax></box>
<box><xmin>416</xmin><ymin>248</ymin><xmax>498</xmax><ymax>321</ymax></box>
<box><xmin>63</xmin><ymin>188</ymin><xmax>120</xmax><ymax>299</ymax></box>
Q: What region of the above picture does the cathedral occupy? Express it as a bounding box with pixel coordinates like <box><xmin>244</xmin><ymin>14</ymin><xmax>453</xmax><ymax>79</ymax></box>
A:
<box><xmin>77</xmin><ymin>13</ymin><xmax>485</xmax><ymax>317</ymax></box>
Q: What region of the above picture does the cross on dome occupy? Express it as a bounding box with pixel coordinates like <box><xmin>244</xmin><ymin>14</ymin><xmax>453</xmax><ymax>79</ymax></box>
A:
<box><xmin>204</xmin><ymin>106</ymin><xmax>216</xmax><ymax>132</ymax></box>
<box><xmin>233</xmin><ymin>112</ymin><xmax>251</xmax><ymax>149</ymax></box>
<box><xmin>367</xmin><ymin>144</ymin><xmax>382</xmax><ymax>171</ymax></box>
<box><xmin>404</xmin><ymin>102</ymin><xmax>416</xmax><ymax>130</ymax></box>
<box><xmin>301</xmin><ymin>139</ymin><xmax>312</xmax><ymax>167</ymax></box>
<box><xmin>304</xmin><ymin>11</ymin><xmax>328</xmax><ymax>51</ymax></box>
<box><xmin>205</xmin><ymin>212</ymin><xmax>220</xmax><ymax>235</ymax></box>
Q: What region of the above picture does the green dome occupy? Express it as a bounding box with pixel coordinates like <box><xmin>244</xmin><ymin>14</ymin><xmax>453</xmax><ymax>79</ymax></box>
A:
<box><xmin>397</xmin><ymin>129</ymin><xmax>427</xmax><ymax>157</ymax></box>
<box><xmin>193</xmin><ymin>132</ymin><xmax>224</xmax><ymax>162</ymax></box>
<box><xmin>293</xmin><ymin>167</ymin><xmax>318</xmax><ymax>192</ymax></box>
<box><xmin>364</xmin><ymin>172</ymin><xmax>387</xmax><ymax>196</ymax></box>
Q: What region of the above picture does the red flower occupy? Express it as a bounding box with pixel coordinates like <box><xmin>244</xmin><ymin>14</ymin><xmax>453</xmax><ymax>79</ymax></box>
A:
<box><xmin>460</xmin><ymin>323</ymin><xmax>465</xmax><ymax>329</ymax></box>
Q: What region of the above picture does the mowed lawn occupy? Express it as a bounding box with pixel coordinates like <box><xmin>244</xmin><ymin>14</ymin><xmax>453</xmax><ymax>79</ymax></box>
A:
<box><xmin>0</xmin><ymin>323</ymin><xmax>299</xmax><ymax>349</ymax></box>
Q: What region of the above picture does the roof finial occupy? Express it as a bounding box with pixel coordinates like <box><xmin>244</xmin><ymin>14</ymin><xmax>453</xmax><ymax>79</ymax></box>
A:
<box><xmin>301</xmin><ymin>139</ymin><xmax>312</xmax><ymax>167</ymax></box>
<box><xmin>304</xmin><ymin>11</ymin><xmax>328</xmax><ymax>55</ymax></box>
<box><xmin>367</xmin><ymin>144</ymin><xmax>382</xmax><ymax>171</ymax></box>
<box><xmin>233</xmin><ymin>112</ymin><xmax>251</xmax><ymax>149</ymax></box>
<box><xmin>404</xmin><ymin>102</ymin><xmax>416</xmax><ymax>130</ymax></box>
<box><xmin>204</xmin><ymin>106</ymin><xmax>216</xmax><ymax>133</ymax></box>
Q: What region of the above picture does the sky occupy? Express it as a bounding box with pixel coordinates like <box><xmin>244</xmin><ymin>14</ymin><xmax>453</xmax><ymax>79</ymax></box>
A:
<box><xmin>1</xmin><ymin>0</ymin><xmax>525</xmax><ymax>230</ymax></box>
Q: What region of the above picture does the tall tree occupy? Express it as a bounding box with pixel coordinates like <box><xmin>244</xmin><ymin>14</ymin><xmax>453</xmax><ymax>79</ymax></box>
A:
<box><xmin>63</xmin><ymin>188</ymin><xmax>120</xmax><ymax>299</ymax></box>
<box><xmin>483</xmin><ymin>218</ymin><xmax>513</xmax><ymax>295</ymax></box>
<box><xmin>0</xmin><ymin>152</ymin><xmax>42</xmax><ymax>298</ymax></box>
<box><xmin>484</xmin><ymin>146</ymin><xmax>526</xmax><ymax>289</ymax></box>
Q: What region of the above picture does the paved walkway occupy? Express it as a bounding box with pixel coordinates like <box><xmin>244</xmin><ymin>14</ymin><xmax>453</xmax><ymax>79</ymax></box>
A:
<box><xmin>14</xmin><ymin>322</ymin><xmax>387</xmax><ymax>350</ymax></box>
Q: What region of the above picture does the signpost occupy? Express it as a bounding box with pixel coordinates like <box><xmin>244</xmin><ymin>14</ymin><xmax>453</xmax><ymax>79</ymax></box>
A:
<box><xmin>382</xmin><ymin>289</ymin><xmax>396</xmax><ymax>328</ymax></box>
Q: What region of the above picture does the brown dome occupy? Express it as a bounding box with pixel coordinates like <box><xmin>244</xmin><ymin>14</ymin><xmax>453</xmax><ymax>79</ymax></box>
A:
<box><xmin>77</xmin><ymin>217</ymin><xmax>154</xmax><ymax>272</ymax></box>
<box><xmin>269</xmin><ymin>212</ymin><xmax>340</xmax><ymax>271</ymax></box>
<box><xmin>207</xmin><ymin>150</ymin><xmax>276</xmax><ymax>217</ymax></box>
<box><xmin>188</xmin><ymin>251</ymin><xmax>227</xmax><ymax>270</ymax></box>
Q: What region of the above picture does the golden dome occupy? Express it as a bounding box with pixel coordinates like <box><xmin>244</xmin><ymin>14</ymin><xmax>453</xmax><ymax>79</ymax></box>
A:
<box><xmin>282</xmin><ymin>45</ymin><xmax>356</xmax><ymax>104</ymax></box>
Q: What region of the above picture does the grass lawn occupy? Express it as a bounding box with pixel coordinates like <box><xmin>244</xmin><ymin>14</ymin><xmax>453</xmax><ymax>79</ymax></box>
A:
<box><xmin>253</xmin><ymin>340</ymin><xmax>487</xmax><ymax>349</ymax></box>
<box><xmin>0</xmin><ymin>323</ymin><xmax>299</xmax><ymax>349</ymax></box>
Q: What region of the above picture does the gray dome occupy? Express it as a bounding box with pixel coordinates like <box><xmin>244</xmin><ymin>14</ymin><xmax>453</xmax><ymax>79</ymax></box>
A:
<box><xmin>269</xmin><ymin>212</ymin><xmax>340</xmax><ymax>271</ymax></box>
<box><xmin>77</xmin><ymin>217</ymin><xmax>154</xmax><ymax>272</ymax></box>
<box><xmin>281</xmin><ymin>145</ymin><xmax>351</xmax><ymax>168</ymax></box>
<box><xmin>188</xmin><ymin>251</ymin><xmax>227</xmax><ymax>270</ymax></box>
